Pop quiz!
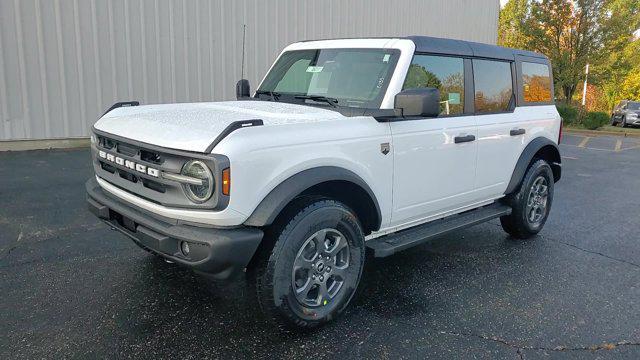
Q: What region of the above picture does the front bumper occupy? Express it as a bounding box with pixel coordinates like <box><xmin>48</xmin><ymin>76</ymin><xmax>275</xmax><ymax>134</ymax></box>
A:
<box><xmin>86</xmin><ymin>178</ymin><xmax>263</xmax><ymax>280</ymax></box>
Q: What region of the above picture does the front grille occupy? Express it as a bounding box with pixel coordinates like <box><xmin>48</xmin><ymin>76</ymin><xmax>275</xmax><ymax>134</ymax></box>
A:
<box><xmin>92</xmin><ymin>133</ymin><xmax>222</xmax><ymax>209</ymax></box>
<box><xmin>116</xmin><ymin>142</ymin><xmax>139</xmax><ymax>157</ymax></box>
<box><xmin>100</xmin><ymin>161</ymin><xmax>117</xmax><ymax>174</ymax></box>
<box><xmin>140</xmin><ymin>149</ymin><xmax>163</xmax><ymax>165</ymax></box>
<box><xmin>118</xmin><ymin>169</ymin><xmax>139</xmax><ymax>183</ymax></box>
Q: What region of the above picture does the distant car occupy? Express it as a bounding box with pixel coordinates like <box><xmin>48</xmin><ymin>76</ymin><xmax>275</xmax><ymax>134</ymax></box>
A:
<box><xmin>611</xmin><ymin>100</ymin><xmax>640</xmax><ymax>127</ymax></box>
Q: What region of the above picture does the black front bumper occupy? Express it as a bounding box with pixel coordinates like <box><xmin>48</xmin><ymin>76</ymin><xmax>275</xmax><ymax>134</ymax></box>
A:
<box><xmin>86</xmin><ymin>178</ymin><xmax>263</xmax><ymax>280</ymax></box>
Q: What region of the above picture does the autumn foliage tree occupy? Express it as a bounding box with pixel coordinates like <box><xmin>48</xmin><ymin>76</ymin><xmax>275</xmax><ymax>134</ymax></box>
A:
<box><xmin>499</xmin><ymin>0</ymin><xmax>640</xmax><ymax>109</ymax></box>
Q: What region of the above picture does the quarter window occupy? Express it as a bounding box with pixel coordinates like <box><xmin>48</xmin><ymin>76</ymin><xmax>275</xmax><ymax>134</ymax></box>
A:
<box><xmin>403</xmin><ymin>55</ymin><xmax>465</xmax><ymax>115</ymax></box>
<box><xmin>522</xmin><ymin>62</ymin><xmax>552</xmax><ymax>103</ymax></box>
<box><xmin>473</xmin><ymin>59</ymin><xmax>513</xmax><ymax>113</ymax></box>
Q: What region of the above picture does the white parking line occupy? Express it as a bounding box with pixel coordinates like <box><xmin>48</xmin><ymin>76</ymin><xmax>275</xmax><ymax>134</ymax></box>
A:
<box><xmin>560</xmin><ymin>143</ymin><xmax>616</xmax><ymax>152</ymax></box>
<box><xmin>615</xmin><ymin>140</ymin><xmax>622</xmax><ymax>152</ymax></box>
<box><xmin>577</xmin><ymin>137</ymin><xmax>591</xmax><ymax>148</ymax></box>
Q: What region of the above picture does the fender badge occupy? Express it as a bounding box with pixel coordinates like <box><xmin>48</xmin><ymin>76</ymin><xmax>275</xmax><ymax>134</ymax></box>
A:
<box><xmin>380</xmin><ymin>143</ymin><xmax>390</xmax><ymax>155</ymax></box>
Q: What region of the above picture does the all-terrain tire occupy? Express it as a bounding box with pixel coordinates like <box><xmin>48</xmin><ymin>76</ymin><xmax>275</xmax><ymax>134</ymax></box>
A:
<box><xmin>254</xmin><ymin>199</ymin><xmax>365</xmax><ymax>329</ymax></box>
<box><xmin>500</xmin><ymin>159</ymin><xmax>554</xmax><ymax>239</ymax></box>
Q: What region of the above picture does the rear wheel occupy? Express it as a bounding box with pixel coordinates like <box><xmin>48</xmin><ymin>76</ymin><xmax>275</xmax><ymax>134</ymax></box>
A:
<box><xmin>500</xmin><ymin>159</ymin><xmax>554</xmax><ymax>239</ymax></box>
<box><xmin>254</xmin><ymin>199</ymin><xmax>365</xmax><ymax>329</ymax></box>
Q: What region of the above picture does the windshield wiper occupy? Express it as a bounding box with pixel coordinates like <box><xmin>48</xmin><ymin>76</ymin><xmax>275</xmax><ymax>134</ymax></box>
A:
<box><xmin>255</xmin><ymin>90</ymin><xmax>280</xmax><ymax>101</ymax></box>
<box><xmin>294</xmin><ymin>95</ymin><xmax>338</xmax><ymax>108</ymax></box>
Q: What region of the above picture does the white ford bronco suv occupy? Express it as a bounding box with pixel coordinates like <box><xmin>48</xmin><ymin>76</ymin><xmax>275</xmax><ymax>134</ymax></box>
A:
<box><xmin>87</xmin><ymin>36</ymin><xmax>562</xmax><ymax>328</ymax></box>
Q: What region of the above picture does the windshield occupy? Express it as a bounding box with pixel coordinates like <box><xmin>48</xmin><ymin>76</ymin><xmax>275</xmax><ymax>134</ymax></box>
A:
<box><xmin>628</xmin><ymin>102</ymin><xmax>640</xmax><ymax>110</ymax></box>
<box><xmin>257</xmin><ymin>48</ymin><xmax>400</xmax><ymax>109</ymax></box>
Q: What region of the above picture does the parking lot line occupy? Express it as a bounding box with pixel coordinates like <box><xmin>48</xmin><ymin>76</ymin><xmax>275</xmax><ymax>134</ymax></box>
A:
<box><xmin>577</xmin><ymin>137</ymin><xmax>591</xmax><ymax>148</ymax></box>
<box><xmin>615</xmin><ymin>140</ymin><xmax>622</xmax><ymax>152</ymax></box>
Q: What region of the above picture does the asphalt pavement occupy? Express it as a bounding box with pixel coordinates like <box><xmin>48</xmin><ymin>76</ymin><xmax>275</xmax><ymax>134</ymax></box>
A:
<box><xmin>1</xmin><ymin>133</ymin><xmax>640</xmax><ymax>359</ymax></box>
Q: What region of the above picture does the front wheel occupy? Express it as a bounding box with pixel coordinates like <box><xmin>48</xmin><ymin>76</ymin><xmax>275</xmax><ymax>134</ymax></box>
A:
<box><xmin>254</xmin><ymin>199</ymin><xmax>365</xmax><ymax>329</ymax></box>
<box><xmin>500</xmin><ymin>159</ymin><xmax>554</xmax><ymax>239</ymax></box>
<box><xmin>621</xmin><ymin>116</ymin><xmax>628</xmax><ymax>128</ymax></box>
<box><xmin>610</xmin><ymin>115</ymin><xmax>618</xmax><ymax>126</ymax></box>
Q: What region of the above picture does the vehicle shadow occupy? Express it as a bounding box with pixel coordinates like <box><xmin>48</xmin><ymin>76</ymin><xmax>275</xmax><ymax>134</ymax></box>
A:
<box><xmin>111</xmin><ymin>223</ymin><xmax>545</xmax><ymax>354</ymax></box>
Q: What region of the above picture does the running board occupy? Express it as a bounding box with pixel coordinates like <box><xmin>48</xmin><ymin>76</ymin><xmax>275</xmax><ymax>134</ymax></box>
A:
<box><xmin>366</xmin><ymin>203</ymin><xmax>512</xmax><ymax>258</ymax></box>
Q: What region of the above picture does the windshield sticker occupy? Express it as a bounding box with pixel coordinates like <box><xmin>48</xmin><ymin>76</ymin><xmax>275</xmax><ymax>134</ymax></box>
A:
<box><xmin>383</xmin><ymin>54</ymin><xmax>391</xmax><ymax>63</ymax></box>
<box><xmin>306</xmin><ymin>66</ymin><xmax>324</xmax><ymax>73</ymax></box>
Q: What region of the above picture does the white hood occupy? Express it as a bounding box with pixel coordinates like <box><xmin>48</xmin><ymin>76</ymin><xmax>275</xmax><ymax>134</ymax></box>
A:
<box><xmin>93</xmin><ymin>101</ymin><xmax>345</xmax><ymax>152</ymax></box>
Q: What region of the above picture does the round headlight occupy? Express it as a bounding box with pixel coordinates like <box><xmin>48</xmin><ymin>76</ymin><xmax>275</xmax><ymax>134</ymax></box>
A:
<box><xmin>181</xmin><ymin>160</ymin><xmax>214</xmax><ymax>203</ymax></box>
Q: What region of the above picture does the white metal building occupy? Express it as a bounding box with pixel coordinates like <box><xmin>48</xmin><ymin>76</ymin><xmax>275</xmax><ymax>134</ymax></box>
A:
<box><xmin>0</xmin><ymin>0</ymin><xmax>498</xmax><ymax>144</ymax></box>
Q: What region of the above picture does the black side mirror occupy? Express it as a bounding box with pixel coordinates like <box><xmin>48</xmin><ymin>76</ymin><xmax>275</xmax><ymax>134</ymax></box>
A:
<box><xmin>394</xmin><ymin>88</ymin><xmax>440</xmax><ymax>117</ymax></box>
<box><xmin>236</xmin><ymin>79</ymin><xmax>250</xmax><ymax>100</ymax></box>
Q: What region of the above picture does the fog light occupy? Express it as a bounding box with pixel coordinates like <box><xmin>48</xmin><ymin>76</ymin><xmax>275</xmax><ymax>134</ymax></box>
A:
<box><xmin>180</xmin><ymin>241</ymin><xmax>190</xmax><ymax>256</ymax></box>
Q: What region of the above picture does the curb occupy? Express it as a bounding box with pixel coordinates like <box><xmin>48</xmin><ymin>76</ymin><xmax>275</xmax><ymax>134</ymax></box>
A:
<box><xmin>564</xmin><ymin>129</ymin><xmax>640</xmax><ymax>138</ymax></box>
<box><xmin>0</xmin><ymin>137</ymin><xmax>90</xmax><ymax>152</ymax></box>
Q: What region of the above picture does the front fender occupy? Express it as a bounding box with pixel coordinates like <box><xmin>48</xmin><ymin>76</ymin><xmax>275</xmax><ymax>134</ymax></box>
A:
<box><xmin>243</xmin><ymin>166</ymin><xmax>382</xmax><ymax>229</ymax></box>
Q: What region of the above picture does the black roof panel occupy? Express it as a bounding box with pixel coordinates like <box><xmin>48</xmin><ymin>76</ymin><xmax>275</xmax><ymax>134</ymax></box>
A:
<box><xmin>405</xmin><ymin>35</ymin><xmax>547</xmax><ymax>62</ymax></box>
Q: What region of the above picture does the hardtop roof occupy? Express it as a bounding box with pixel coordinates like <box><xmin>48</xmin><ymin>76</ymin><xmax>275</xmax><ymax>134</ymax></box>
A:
<box><xmin>405</xmin><ymin>35</ymin><xmax>547</xmax><ymax>61</ymax></box>
<box><xmin>296</xmin><ymin>36</ymin><xmax>548</xmax><ymax>62</ymax></box>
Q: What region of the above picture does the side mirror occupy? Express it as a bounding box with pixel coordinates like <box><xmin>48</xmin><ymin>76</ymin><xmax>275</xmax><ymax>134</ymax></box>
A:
<box><xmin>236</xmin><ymin>79</ymin><xmax>250</xmax><ymax>100</ymax></box>
<box><xmin>394</xmin><ymin>88</ymin><xmax>440</xmax><ymax>117</ymax></box>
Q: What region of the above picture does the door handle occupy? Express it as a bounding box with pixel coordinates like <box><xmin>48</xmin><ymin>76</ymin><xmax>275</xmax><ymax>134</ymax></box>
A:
<box><xmin>454</xmin><ymin>134</ymin><xmax>476</xmax><ymax>144</ymax></box>
<box><xmin>510</xmin><ymin>128</ymin><xmax>526</xmax><ymax>136</ymax></box>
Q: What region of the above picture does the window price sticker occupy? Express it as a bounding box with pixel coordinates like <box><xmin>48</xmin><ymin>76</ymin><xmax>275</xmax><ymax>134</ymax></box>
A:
<box><xmin>306</xmin><ymin>66</ymin><xmax>324</xmax><ymax>73</ymax></box>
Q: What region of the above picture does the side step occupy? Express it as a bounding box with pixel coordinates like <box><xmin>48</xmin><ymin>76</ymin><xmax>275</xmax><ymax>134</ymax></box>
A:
<box><xmin>366</xmin><ymin>203</ymin><xmax>512</xmax><ymax>258</ymax></box>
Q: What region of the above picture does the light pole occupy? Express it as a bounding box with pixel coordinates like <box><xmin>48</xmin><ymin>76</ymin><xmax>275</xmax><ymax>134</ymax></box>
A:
<box><xmin>582</xmin><ymin>63</ymin><xmax>589</xmax><ymax>107</ymax></box>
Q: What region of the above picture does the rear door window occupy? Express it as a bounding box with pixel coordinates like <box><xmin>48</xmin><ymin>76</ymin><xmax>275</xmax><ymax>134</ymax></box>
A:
<box><xmin>522</xmin><ymin>62</ymin><xmax>552</xmax><ymax>103</ymax></box>
<box><xmin>473</xmin><ymin>59</ymin><xmax>513</xmax><ymax>113</ymax></box>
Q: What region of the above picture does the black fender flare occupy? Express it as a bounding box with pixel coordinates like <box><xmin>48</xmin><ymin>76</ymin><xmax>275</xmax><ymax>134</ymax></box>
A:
<box><xmin>243</xmin><ymin>166</ymin><xmax>382</xmax><ymax>230</ymax></box>
<box><xmin>505</xmin><ymin>137</ymin><xmax>561</xmax><ymax>194</ymax></box>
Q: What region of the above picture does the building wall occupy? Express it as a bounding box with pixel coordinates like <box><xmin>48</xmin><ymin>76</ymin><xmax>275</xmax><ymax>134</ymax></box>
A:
<box><xmin>0</xmin><ymin>0</ymin><xmax>498</xmax><ymax>141</ymax></box>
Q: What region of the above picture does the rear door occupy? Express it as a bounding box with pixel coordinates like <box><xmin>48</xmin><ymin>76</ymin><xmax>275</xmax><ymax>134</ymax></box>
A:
<box><xmin>390</xmin><ymin>54</ymin><xmax>478</xmax><ymax>227</ymax></box>
<box><xmin>474</xmin><ymin>57</ymin><xmax>555</xmax><ymax>200</ymax></box>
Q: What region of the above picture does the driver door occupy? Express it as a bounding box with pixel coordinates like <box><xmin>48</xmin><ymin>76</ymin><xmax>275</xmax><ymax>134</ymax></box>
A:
<box><xmin>389</xmin><ymin>54</ymin><xmax>478</xmax><ymax>228</ymax></box>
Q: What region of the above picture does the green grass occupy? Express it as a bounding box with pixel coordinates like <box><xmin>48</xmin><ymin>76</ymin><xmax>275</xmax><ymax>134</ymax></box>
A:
<box><xmin>599</xmin><ymin>125</ymin><xmax>640</xmax><ymax>133</ymax></box>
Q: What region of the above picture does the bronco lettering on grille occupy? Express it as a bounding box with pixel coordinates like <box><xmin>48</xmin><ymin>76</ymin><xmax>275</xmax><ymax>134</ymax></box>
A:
<box><xmin>98</xmin><ymin>150</ymin><xmax>160</xmax><ymax>178</ymax></box>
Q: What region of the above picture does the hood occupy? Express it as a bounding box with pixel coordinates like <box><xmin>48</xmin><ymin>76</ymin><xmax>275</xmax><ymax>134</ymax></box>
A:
<box><xmin>93</xmin><ymin>101</ymin><xmax>345</xmax><ymax>153</ymax></box>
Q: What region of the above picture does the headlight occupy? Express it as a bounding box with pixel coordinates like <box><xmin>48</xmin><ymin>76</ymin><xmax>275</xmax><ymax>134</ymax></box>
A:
<box><xmin>181</xmin><ymin>160</ymin><xmax>214</xmax><ymax>203</ymax></box>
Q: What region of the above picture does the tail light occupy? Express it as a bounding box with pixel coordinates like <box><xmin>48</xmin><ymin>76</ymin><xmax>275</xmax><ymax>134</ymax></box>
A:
<box><xmin>558</xmin><ymin>118</ymin><xmax>563</xmax><ymax>144</ymax></box>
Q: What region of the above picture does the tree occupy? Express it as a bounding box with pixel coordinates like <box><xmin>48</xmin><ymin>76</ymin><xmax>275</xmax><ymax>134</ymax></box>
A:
<box><xmin>619</xmin><ymin>71</ymin><xmax>640</xmax><ymax>100</ymax></box>
<box><xmin>592</xmin><ymin>0</ymin><xmax>640</xmax><ymax>108</ymax></box>
<box><xmin>404</xmin><ymin>65</ymin><xmax>442</xmax><ymax>89</ymax></box>
<box><xmin>498</xmin><ymin>0</ymin><xmax>531</xmax><ymax>48</ymax></box>
<box><xmin>525</xmin><ymin>0</ymin><xmax>606</xmax><ymax>104</ymax></box>
<box><xmin>498</xmin><ymin>0</ymin><xmax>640</xmax><ymax>106</ymax></box>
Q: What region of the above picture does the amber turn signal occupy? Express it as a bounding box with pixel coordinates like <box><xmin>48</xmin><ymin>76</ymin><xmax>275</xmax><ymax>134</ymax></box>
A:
<box><xmin>222</xmin><ymin>168</ymin><xmax>230</xmax><ymax>195</ymax></box>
